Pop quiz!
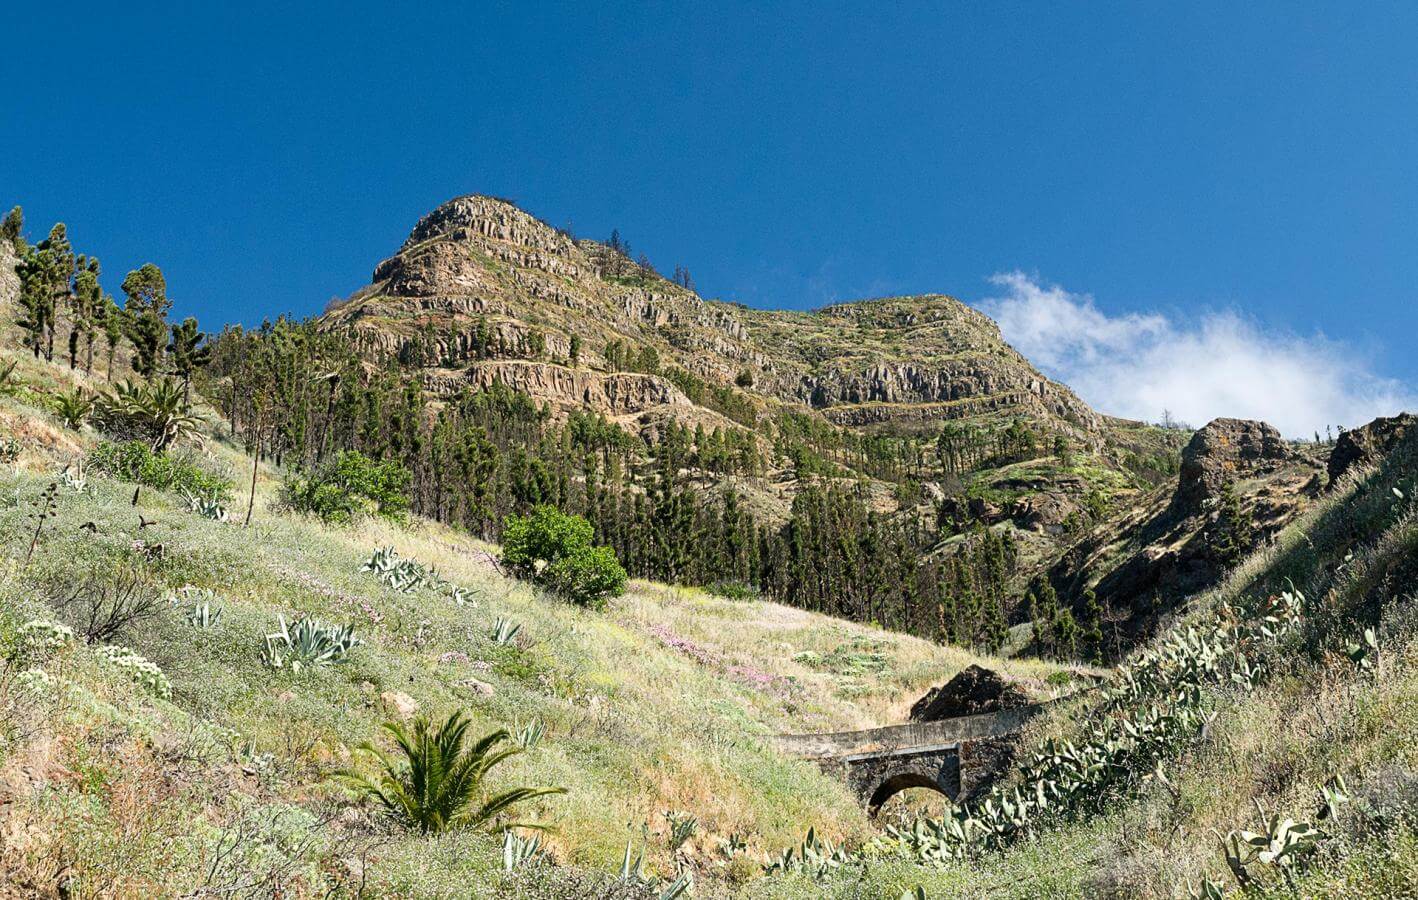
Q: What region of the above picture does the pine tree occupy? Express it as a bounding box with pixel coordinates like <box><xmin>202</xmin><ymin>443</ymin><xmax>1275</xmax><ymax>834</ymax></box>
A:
<box><xmin>101</xmin><ymin>293</ymin><xmax>123</xmax><ymax>380</ymax></box>
<box><xmin>15</xmin><ymin>224</ymin><xmax>73</xmax><ymax>361</ymax></box>
<box><xmin>168</xmin><ymin>317</ymin><xmax>211</xmax><ymax>402</ymax></box>
<box><xmin>1027</xmin><ymin>575</ymin><xmax>1061</xmax><ymax>657</ymax></box>
<box><xmin>121</xmin><ymin>263</ymin><xmax>171</xmax><ymax>378</ymax></box>
<box><xmin>1080</xmin><ymin>587</ymin><xmax>1105</xmax><ymax>663</ymax></box>
<box><xmin>1</xmin><ymin>206</ymin><xmax>22</xmax><ymax>248</ymax></box>
<box><xmin>981</xmin><ymin>593</ymin><xmax>1009</xmax><ymax>652</ymax></box>
<box><xmin>70</xmin><ymin>256</ymin><xmax>101</xmax><ymax>371</ymax></box>
<box><xmin>1209</xmin><ymin>479</ymin><xmax>1254</xmax><ymax>566</ymax></box>
<box><xmin>1052</xmin><ymin>607</ymin><xmax>1079</xmax><ymax>659</ymax></box>
<box><xmin>15</xmin><ymin>248</ymin><xmax>49</xmax><ymax>357</ymax></box>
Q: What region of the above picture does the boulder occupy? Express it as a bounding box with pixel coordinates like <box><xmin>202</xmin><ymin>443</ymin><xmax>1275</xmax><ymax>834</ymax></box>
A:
<box><xmin>379</xmin><ymin>690</ymin><xmax>420</xmax><ymax>720</ymax></box>
<box><xmin>909</xmin><ymin>665</ymin><xmax>1030</xmax><ymax>722</ymax></box>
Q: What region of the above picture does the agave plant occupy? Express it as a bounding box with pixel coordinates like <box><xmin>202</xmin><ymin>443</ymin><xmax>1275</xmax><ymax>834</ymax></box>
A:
<box><xmin>338</xmin><ymin>711</ymin><xmax>564</xmax><ymax>834</ymax></box>
<box><xmin>665</xmin><ymin>810</ymin><xmax>697</xmax><ymax>851</ymax></box>
<box><xmin>51</xmin><ymin>388</ymin><xmax>94</xmax><ymax>430</ymax></box>
<box><xmin>188</xmin><ymin>602</ymin><xmax>223</xmax><ymax>628</ymax></box>
<box><xmin>490</xmin><ymin>617</ymin><xmax>522</xmax><ymax>645</ymax></box>
<box><xmin>262</xmin><ymin>615</ymin><xmax>361</xmax><ymax>671</ymax></box>
<box><xmin>183</xmin><ymin>489</ymin><xmax>229</xmax><ymax>522</ymax></box>
<box><xmin>615</xmin><ymin>840</ymin><xmax>693</xmax><ymax>899</ymax></box>
<box><xmin>513</xmin><ymin>719</ymin><xmax>544</xmax><ymax>750</ymax></box>
<box><xmin>448</xmin><ymin>585</ymin><xmax>477</xmax><ymax>607</ymax></box>
<box><xmin>764</xmin><ymin>826</ymin><xmax>849</xmax><ymax>880</ymax></box>
<box><xmin>360</xmin><ymin>546</ymin><xmax>433</xmax><ymax>593</ymax></box>
<box><xmin>501</xmin><ymin>829</ymin><xmax>545</xmax><ymax>871</ymax></box>
<box><xmin>57</xmin><ymin>462</ymin><xmax>89</xmax><ymax>493</ymax></box>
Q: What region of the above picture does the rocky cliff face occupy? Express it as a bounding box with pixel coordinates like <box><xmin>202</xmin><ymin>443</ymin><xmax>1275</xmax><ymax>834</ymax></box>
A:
<box><xmin>322</xmin><ymin>195</ymin><xmax>1102</xmax><ymax>440</ymax></box>
<box><xmin>0</xmin><ymin>239</ymin><xmax>18</xmax><ymax>310</ymax></box>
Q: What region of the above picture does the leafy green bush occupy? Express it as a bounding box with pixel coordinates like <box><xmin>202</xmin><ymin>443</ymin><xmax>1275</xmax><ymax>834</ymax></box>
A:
<box><xmin>87</xmin><ymin>440</ymin><xmax>232</xmax><ymax>500</ymax></box>
<box><xmin>542</xmin><ymin>545</ymin><xmax>626</xmax><ymax>610</ymax></box>
<box><xmin>501</xmin><ymin>505</ymin><xmax>627</xmax><ymax>609</ymax></box>
<box><xmin>281</xmin><ymin>451</ymin><xmax>411</xmax><ymax>524</ymax></box>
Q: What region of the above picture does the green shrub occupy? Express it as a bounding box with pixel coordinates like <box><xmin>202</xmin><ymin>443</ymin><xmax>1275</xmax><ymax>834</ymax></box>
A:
<box><xmin>281</xmin><ymin>451</ymin><xmax>411</xmax><ymax>524</ymax></box>
<box><xmin>542</xmin><ymin>545</ymin><xmax>627</xmax><ymax>610</ymax></box>
<box><xmin>501</xmin><ymin>505</ymin><xmax>627</xmax><ymax>609</ymax></box>
<box><xmin>87</xmin><ymin>440</ymin><xmax>232</xmax><ymax>500</ymax></box>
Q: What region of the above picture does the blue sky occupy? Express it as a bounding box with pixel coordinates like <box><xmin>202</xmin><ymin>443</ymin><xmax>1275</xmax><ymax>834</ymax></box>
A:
<box><xmin>3</xmin><ymin>2</ymin><xmax>1416</xmax><ymax>433</ymax></box>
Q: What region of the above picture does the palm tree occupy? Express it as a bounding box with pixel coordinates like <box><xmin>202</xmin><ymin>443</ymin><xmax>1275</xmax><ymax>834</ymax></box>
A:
<box><xmin>94</xmin><ymin>377</ymin><xmax>202</xmax><ymax>452</ymax></box>
<box><xmin>339</xmin><ymin>711</ymin><xmax>564</xmax><ymax>835</ymax></box>
<box><xmin>51</xmin><ymin>388</ymin><xmax>94</xmax><ymax>430</ymax></box>
<box><xmin>139</xmin><ymin>377</ymin><xmax>202</xmax><ymax>452</ymax></box>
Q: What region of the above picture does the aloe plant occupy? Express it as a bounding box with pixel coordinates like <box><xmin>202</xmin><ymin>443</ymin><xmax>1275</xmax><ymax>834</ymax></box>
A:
<box><xmin>338</xmin><ymin>711</ymin><xmax>564</xmax><ymax>834</ymax></box>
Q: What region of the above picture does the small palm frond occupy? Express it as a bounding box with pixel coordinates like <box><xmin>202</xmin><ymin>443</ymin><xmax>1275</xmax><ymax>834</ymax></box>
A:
<box><xmin>51</xmin><ymin>388</ymin><xmax>94</xmax><ymax>429</ymax></box>
<box><xmin>338</xmin><ymin>711</ymin><xmax>564</xmax><ymax>834</ymax></box>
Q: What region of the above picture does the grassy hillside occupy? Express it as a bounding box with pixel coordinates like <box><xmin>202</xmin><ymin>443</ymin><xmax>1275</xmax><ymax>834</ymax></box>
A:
<box><xmin>0</xmin><ymin>344</ymin><xmax>1074</xmax><ymax>897</ymax></box>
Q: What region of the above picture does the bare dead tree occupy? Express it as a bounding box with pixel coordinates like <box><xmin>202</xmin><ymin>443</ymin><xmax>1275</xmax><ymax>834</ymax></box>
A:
<box><xmin>49</xmin><ymin>566</ymin><xmax>164</xmax><ymax>643</ymax></box>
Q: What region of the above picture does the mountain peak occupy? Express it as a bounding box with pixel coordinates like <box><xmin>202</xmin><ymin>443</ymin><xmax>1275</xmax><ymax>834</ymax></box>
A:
<box><xmin>399</xmin><ymin>194</ymin><xmax>564</xmax><ymax>254</ymax></box>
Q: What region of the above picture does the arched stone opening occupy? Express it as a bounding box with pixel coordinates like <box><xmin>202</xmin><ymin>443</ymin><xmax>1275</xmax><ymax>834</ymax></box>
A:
<box><xmin>867</xmin><ymin>771</ymin><xmax>947</xmax><ymax>817</ymax></box>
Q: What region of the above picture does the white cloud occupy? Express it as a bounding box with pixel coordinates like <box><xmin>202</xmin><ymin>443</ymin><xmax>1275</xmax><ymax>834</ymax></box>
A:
<box><xmin>980</xmin><ymin>272</ymin><xmax>1416</xmax><ymax>439</ymax></box>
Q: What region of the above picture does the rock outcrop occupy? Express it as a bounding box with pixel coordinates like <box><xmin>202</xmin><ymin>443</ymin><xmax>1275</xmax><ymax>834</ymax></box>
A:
<box><xmin>909</xmin><ymin>665</ymin><xmax>1031</xmax><ymax>722</ymax></box>
<box><xmin>1048</xmin><ymin>417</ymin><xmax>1325</xmax><ymax>657</ymax></box>
<box><xmin>1173</xmin><ymin>418</ymin><xmax>1294</xmax><ymax>513</ymax></box>
<box><xmin>1328</xmin><ymin>414</ymin><xmax>1418</xmax><ymax>485</ymax></box>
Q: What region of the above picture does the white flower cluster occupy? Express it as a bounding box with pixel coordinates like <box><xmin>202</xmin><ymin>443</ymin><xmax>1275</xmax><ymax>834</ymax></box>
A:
<box><xmin>17</xmin><ymin>619</ymin><xmax>74</xmax><ymax>660</ymax></box>
<box><xmin>95</xmin><ymin>644</ymin><xmax>172</xmax><ymax>699</ymax></box>
<box><xmin>14</xmin><ymin>667</ymin><xmax>56</xmax><ymax>695</ymax></box>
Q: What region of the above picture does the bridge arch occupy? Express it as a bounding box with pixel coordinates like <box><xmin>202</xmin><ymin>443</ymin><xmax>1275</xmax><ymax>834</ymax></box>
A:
<box><xmin>866</xmin><ymin>771</ymin><xmax>948</xmax><ymax>816</ymax></box>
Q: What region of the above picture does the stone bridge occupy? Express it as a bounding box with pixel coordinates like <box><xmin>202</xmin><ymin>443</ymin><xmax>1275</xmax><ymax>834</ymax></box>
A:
<box><xmin>773</xmin><ymin>705</ymin><xmax>1042</xmax><ymax>815</ymax></box>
